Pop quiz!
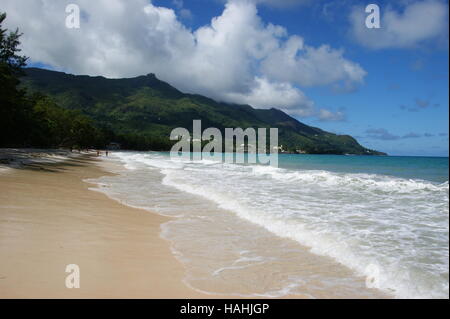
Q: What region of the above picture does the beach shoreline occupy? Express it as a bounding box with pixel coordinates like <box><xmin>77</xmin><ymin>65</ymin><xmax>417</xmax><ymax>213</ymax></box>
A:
<box><xmin>0</xmin><ymin>150</ymin><xmax>214</xmax><ymax>298</ymax></box>
<box><xmin>3</xmin><ymin>149</ymin><xmax>438</xmax><ymax>298</ymax></box>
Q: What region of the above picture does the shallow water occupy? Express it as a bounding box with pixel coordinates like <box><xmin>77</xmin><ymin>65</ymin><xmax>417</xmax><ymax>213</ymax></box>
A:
<box><xmin>88</xmin><ymin>152</ymin><xmax>449</xmax><ymax>298</ymax></box>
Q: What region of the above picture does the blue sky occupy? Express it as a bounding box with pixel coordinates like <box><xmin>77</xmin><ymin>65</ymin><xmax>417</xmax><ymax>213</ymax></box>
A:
<box><xmin>4</xmin><ymin>0</ymin><xmax>449</xmax><ymax>156</ymax></box>
<box><xmin>154</xmin><ymin>0</ymin><xmax>450</xmax><ymax>156</ymax></box>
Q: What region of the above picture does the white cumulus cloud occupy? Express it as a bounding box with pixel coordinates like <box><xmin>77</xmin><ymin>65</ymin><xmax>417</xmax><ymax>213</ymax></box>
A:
<box><xmin>317</xmin><ymin>109</ymin><xmax>346</xmax><ymax>122</ymax></box>
<box><xmin>349</xmin><ymin>0</ymin><xmax>449</xmax><ymax>49</ymax></box>
<box><xmin>2</xmin><ymin>0</ymin><xmax>364</xmax><ymax>119</ymax></box>
<box><xmin>261</xmin><ymin>35</ymin><xmax>367</xmax><ymax>88</ymax></box>
<box><xmin>226</xmin><ymin>77</ymin><xmax>316</xmax><ymax>116</ymax></box>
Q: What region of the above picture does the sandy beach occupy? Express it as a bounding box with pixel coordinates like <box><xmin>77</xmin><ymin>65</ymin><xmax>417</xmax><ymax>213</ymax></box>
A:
<box><xmin>0</xmin><ymin>151</ymin><xmax>209</xmax><ymax>298</ymax></box>
<box><xmin>0</xmin><ymin>150</ymin><xmax>427</xmax><ymax>299</ymax></box>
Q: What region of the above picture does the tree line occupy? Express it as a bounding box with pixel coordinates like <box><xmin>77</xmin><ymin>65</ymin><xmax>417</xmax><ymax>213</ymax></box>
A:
<box><xmin>0</xmin><ymin>12</ymin><xmax>173</xmax><ymax>151</ymax></box>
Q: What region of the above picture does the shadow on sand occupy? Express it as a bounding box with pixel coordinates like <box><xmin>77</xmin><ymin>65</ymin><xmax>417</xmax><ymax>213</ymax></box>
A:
<box><xmin>0</xmin><ymin>149</ymin><xmax>102</xmax><ymax>173</ymax></box>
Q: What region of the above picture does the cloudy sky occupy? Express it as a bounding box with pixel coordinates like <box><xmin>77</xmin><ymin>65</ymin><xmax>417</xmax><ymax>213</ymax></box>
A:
<box><xmin>2</xmin><ymin>0</ymin><xmax>449</xmax><ymax>156</ymax></box>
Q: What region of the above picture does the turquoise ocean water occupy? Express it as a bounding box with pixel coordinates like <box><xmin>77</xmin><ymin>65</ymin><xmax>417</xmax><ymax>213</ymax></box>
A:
<box><xmin>278</xmin><ymin>154</ymin><xmax>448</xmax><ymax>183</ymax></box>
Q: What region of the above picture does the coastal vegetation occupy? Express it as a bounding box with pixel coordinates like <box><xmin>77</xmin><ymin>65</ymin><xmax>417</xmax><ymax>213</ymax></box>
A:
<box><xmin>0</xmin><ymin>13</ymin><xmax>104</xmax><ymax>149</ymax></box>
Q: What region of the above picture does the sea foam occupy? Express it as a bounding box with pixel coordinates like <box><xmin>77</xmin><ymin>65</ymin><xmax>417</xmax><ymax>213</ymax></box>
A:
<box><xmin>95</xmin><ymin>152</ymin><xmax>449</xmax><ymax>299</ymax></box>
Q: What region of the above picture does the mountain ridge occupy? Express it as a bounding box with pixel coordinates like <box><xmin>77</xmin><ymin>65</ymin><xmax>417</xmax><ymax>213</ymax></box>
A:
<box><xmin>20</xmin><ymin>67</ymin><xmax>386</xmax><ymax>155</ymax></box>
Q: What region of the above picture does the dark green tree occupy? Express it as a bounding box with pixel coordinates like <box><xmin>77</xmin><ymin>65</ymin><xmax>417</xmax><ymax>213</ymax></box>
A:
<box><xmin>0</xmin><ymin>12</ymin><xmax>108</xmax><ymax>150</ymax></box>
<box><xmin>0</xmin><ymin>12</ymin><xmax>29</xmax><ymax>147</ymax></box>
<box><xmin>0</xmin><ymin>12</ymin><xmax>27</xmax><ymax>72</ymax></box>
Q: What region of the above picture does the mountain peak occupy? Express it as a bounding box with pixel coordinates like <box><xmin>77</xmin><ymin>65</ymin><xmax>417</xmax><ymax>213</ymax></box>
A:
<box><xmin>20</xmin><ymin>67</ymin><xmax>386</xmax><ymax>155</ymax></box>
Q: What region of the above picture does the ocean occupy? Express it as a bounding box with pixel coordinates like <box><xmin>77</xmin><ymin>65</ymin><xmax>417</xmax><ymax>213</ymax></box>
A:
<box><xmin>87</xmin><ymin>152</ymin><xmax>449</xmax><ymax>299</ymax></box>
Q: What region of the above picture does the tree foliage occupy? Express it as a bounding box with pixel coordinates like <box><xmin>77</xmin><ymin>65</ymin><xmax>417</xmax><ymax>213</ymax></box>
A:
<box><xmin>0</xmin><ymin>12</ymin><xmax>108</xmax><ymax>149</ymax></box>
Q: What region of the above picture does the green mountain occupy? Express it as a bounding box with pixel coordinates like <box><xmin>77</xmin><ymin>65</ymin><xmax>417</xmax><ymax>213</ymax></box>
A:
<box><xmin>21</xmin><ymin>67</ymin><xmax>386</xmax><ymax>155</ymax></box>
